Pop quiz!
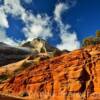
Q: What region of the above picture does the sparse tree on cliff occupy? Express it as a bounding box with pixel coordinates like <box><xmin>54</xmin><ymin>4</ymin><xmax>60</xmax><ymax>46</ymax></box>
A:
<box><xmin>83</xmin><ymin>37</ymin><xmax>94</xmax><ymax>46</ymax></box>
<box><xmin>83</xmin><ymin>30</ymin><xmax>100</xmax><ymax>46</ymax></box>
<box><xmin>96</xmin><ymin>30</ymin><xmax>100</xmax><ymax>37</ymax></box>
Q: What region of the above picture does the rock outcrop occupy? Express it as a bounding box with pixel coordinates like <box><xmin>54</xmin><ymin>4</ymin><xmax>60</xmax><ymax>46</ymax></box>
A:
<box><xmin>0</xmin><ymin>42</ymin><xmax>33</xmax><ymax>66</ymax></box>
<box><xmin>0</xmin><ymin>39</ymin><xmax>61</xmax><ymax>66</ymax></box>
<box><xmin>22</xmin><ymin>38</ymin><xmax>61</xmax><ymax>53</ymax></box>
<box><xmin>0</xmin><ymin>44</ymin><xmax>99</xmax><ymax>100</ymax></box>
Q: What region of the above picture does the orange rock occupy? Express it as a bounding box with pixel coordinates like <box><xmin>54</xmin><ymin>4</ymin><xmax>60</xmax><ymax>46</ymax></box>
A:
<box><xmin>0</xmin><ymin>44</ymin><xmax>100</xmax><ymax>100</ymax></box>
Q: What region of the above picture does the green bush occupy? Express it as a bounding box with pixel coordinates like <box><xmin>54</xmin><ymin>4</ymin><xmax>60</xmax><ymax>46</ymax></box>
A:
<box><xmin>83</xmin><ymin>37</ymin><xmax>94</xmax><ymax>46</ymax></box>
<box><xmin>96</xmin><ymin>30</ymin><xmax>100</xmax><ymax>37</ymax></box>
<box><xmin>19</xmin><ymin>91</ymin><xmax>29</xmax><ymax>97</ymax></box>
<box><xmin>83</xmin><ymin>30</ymin><xmax>100</xmax><ymax>46</ymax></box>
<box><xmin>21</xmin><ymin>61</ymin><xmax>33</xmax><ymax>68</ymax></box>
<box><xmin>93</xmin><ymin>37</ymin><xmax>100</xmax><ymax>44</ymax></box>
<box><xmin>0</xmin><ymin>74</ymin><xmax>8</xmax><ymax>81</ymax></box>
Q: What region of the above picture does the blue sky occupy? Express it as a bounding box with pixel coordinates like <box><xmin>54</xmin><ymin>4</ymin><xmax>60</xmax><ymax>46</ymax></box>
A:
<box><xmin>0</xmin><ymin>0</ymin><xmax>100</xmax><ymax>51</ymax></box>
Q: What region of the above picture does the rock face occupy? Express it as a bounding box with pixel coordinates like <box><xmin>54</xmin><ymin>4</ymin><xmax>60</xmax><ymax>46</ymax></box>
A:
<box><xmin>0</xmin><ymin>39</ymin><xmax>60</xmax><ymax>66</ymax></box>
<box><xmin>0</xmin><ymin>42</ymin><xmax>33</xmax><ymax>66</ymax></box>
<box><xmin>22</xmin><ymin>38</ymin><xmax>61</xmax><ymax>53</ymax></box>
<box><xmin>0</xmin><ymin>44</ymin><xmax>100</xmax><ymax>100</ymax></box>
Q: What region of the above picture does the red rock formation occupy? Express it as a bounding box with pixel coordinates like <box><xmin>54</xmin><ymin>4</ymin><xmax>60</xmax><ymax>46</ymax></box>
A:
<box><xmin>0</xmin><ymin>44</ymin><xmax>100</xmax><ymax>100</ymax></box>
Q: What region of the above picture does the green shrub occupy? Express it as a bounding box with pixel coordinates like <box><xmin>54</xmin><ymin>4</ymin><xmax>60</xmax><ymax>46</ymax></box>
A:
<box><xmin>93</xmin><ymin>37</ymin><xmax>100</xmax><ymax>44</ymax></box>
<box><xmin>21</xmin><ymin>61</ymin><xmax>33</xmax><ymax>69</ymax></box>
<box><xmin>96</xmin><ymin>30</ymin><xmax>100</xmax><ymax>37</ymax></box>
<box><xmin>83</xmin><ymin>37</ymin><xmax>94</xmax><ymax>46</ymax></box>
<box><xmin>83</xmin><ymin>30</ymin><xmax>100</xmax><ymax>46</ymax></box>
<box><xmin>0</xmin><ymin>74</ymin><xmax>8</xmax><ymax>81</ymax></box>
<box><xmin>19</xmin><ymin>91</ymin><xmax>29</xmax><ymax>97</ymax></box>
<box><xmin>41</xmin><ymin>47</ymin><xmax>46</xmax><ymax>53</ymax></box>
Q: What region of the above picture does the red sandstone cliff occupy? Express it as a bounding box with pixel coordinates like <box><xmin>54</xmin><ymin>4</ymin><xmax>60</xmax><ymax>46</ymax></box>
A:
<box><xmin>0</xmin><ymin>44</ymin><xmax>100</xmax><ymax>100</ymax></box>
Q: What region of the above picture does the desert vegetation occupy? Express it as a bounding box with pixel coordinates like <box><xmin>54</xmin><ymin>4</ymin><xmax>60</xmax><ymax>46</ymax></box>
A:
<box><xmin>0</xmin><ymin>74</ymin><xmax>8</xmax><ymax>82</ymax></box>
<box><xmin>83</xmin><ymin>30</ymin><xmax>100</xmax><ymax>46</ymax></box>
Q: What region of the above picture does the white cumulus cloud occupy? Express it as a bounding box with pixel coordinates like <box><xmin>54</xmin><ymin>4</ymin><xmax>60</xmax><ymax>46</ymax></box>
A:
<box><xmin>23</xmin><ymin>14</ymin><xmax>52</xmax><ymax>41</ymax></box>
<box><xmin>0</xmin><ymin>10</ymin><xmax>9</xmax><ymax>28</ymax></box>
<box><xmin>0</xmin><ymin>28</ymin><xmax>17</xmax><ymax>45</ymax></box>
<box><xmin>0</xmin><ymin>0</ymin><xmax>26</xmax><ymax>45</ymax></box>
<box><xmin>56</xmin><ymin>24</ymin><xmax>80</xmax><ymax>51</ymax></box>
<box><xmin>0</xmin><ymin>0</ymin><xmax>53</xmax><ymax>45</ymax></box>
<box><xmin>54</xmin><ymin>3</ymin><xmax>69</xmax><ymax>21</ymax></box>
<box><xmin>0</xmin><ymin>0</ymin><xmax>80</xmax><ymax>51</ymax></box>
<box><xmin>54</xmin><ymin>3</ymin><xmax>80</xmax><ymax>51</ymax></box>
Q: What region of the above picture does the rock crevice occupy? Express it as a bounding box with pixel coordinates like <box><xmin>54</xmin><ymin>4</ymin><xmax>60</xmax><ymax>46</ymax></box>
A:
<box><xmin>0</xmin><ymin>45</ymin><xmax>100</xmax><ymax>100</ymax></box>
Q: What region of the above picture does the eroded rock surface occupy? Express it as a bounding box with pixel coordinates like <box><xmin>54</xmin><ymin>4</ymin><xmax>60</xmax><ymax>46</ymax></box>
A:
<box><xmin>0</xmin><ymin>45</ymin><xmax>100</xmax><ymax>100</ymax></box>
<box><xmin>0</xmin><ymin>42</ymin><xmax>33</xmax><ymax>66</ymax></box>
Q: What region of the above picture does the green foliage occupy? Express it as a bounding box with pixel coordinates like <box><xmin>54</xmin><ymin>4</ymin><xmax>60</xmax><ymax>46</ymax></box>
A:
<box><xmin>13</xmin><ymin>61</ymin><xmax>33</xmax><ymax>76</ymax></box>
<box><xmin>0</xmin><ymin>74</ymin><xmax>8</xmax><ymax>81</ymax></box>
<box><xmin>83</xmin><ymin>30</ymin><xmax>100</xmax><ymax>46</ymax></box>
<box><xmin>21</xmin><ymin>61</ymin><xmax>33</xmax><ymax>69</ymax></box>
<box><xmin>83</xmin><ymin>37</ymin><xmax>94</xmax><ymax>46</ymax></box>
<box><xmin>93</xmin><ymin>37</ymin><xmax>100</xmax><ymax>44</ymax></box>
<box><xmin>19</xmin><ymin>91</ymin><xmax>29</xmax><ymax>97</ymax></box>
<box><xmin>96</xmin><ymin>30</ymin><xmax>100</xmax><ymax>37</ymax></box>
<box><xmin>41</xmin><ymin>47</ymin><xmax>46</xmax><ymax>53</ymax></box>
